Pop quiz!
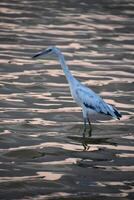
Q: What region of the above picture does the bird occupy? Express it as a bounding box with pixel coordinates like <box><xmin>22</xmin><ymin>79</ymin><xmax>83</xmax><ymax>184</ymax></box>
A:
<box><xmin>32</xmin><ymin>46</ymin><xmax>122</xmax><ymax>138</ymax></box>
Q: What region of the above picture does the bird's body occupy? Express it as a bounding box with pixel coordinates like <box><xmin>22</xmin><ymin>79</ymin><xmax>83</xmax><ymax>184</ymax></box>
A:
<box><xmin>33</xmin><ymin>46</ymin><xmax>122</xmax><ymax>137</ymax></box>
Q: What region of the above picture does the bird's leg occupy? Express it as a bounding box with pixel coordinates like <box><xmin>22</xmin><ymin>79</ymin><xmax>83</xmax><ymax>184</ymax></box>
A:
<box><xmin>82</xmin><ymin>118</ymin><xmax>87</xmax><ymax>138</ymax></box>
<box><xmin>82</xmin><ymin>118</ymin><xmax>89</xmax><ymax>150</ymax></box>
<box><xmin>88</xmin><ymin>119</ymin><xmax>92</xmax><ymax>137</ymax></box>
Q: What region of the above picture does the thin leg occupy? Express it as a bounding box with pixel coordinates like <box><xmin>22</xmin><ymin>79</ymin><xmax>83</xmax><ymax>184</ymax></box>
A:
<box><xmin>88</xmin><ymin>119</ymin><xmax>92</xmax><ymax>137</ymax></box>
<box><xmin>82</xmin><ymin>118</ymin><xmax>90</xmax><ymax>150</ymax></box>
<box><xmin>82</xmin><ymin>118</ymin><xmax>87</xmax><ymax>138</ymax></box>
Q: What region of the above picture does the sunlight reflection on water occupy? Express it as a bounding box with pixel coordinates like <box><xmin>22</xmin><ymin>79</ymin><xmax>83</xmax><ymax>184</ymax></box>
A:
<box><xmin>0</xmin><ymin>0</ymin><xmax>134</xmax><ymax>199</ymax></box>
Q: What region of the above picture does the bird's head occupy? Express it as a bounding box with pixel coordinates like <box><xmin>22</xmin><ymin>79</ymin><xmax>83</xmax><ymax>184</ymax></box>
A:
<box><xmin>32</xmin><ymin>46</ymin><xmax>61</xmax><ymax>58</ymax></box>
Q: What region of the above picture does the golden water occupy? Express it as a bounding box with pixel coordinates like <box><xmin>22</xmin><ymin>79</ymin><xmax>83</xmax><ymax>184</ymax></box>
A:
<box><xmin>0</xmin><ymin>0</ymin><xmax>134</xmax><ymax>199</ymax></box>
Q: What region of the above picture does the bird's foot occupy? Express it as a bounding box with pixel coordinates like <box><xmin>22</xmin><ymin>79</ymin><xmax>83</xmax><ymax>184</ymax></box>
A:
<box><xmin>82</xmin><ymin>135</ymin><xmax>90</xmax><ymax>151</ymax></box>
<box><xmin>82</xmin><ymin>140</ymin><xmax>90</xmax><ymax>151</ymax></box>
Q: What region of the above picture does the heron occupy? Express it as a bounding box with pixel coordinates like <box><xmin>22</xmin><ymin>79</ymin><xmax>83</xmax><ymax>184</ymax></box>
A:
<box><xmin>32</xmin><ymin>46</ymin><xmax>122</xmax><ymax>138</ymax></box>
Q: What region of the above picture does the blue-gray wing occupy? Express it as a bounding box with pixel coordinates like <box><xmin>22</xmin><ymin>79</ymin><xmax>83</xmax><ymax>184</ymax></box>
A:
<box><xmin>76</xmin><ymin>87</ymin><xmax>121</xmax><ymax>119</ymax></box>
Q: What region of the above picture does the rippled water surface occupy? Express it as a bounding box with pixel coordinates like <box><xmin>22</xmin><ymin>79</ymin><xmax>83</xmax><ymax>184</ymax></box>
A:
<box><xmin>0</xmin><ymin>0</ymin><xmax>134</xmax><ymax>199</ymax></box>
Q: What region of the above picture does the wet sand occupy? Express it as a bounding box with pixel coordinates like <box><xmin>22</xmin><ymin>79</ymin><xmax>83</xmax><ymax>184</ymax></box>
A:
<box><xmin>0</xmin><ymin>0</ymin><xmax>134</xmax><ymax>199</ymax></box>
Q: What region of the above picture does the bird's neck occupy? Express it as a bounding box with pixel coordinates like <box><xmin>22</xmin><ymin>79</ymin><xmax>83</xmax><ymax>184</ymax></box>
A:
<box><xmin>58</xmin><ymin>53</ymin><xmax>74</xmax><ymax>83</ymax></box>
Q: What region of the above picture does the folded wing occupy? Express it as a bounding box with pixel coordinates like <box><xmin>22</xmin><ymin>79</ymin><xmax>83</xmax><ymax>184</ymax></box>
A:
<box><xmin>76</xmin><ymin>87</ymin><xmax>121</xmax><ymax>119</ymax></box>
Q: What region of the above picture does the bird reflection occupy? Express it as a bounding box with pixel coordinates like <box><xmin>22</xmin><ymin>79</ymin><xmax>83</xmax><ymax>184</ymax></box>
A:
<box><xmin>68</xmin><ymin>135</ymin><xmax>117</xmax><ymax>151</ymax></box>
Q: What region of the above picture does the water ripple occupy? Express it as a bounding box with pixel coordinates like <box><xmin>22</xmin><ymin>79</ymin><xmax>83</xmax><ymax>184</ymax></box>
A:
<box><xmin>0</xmin><ymin>0</ymin><xmax>134</xmax><ymax>199</ymax></box>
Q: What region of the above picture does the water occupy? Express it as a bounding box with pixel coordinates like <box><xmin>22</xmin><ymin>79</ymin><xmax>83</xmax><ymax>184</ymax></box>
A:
<box><xmin>0</xmin><ymin>0</ymin><xmax>134</xmax><ymax>199</ymax></box>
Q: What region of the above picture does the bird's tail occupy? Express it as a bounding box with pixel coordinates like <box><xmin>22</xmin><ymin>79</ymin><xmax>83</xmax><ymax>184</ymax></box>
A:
<box><xmin>113</xmin><ymin>107</ymin><xmax>122</xmax><ymax>120</ymax></box>
<box><xmin>108</xmin><ymin>104</ymin><xmax>122</xmax><ymax>120</ymax></box>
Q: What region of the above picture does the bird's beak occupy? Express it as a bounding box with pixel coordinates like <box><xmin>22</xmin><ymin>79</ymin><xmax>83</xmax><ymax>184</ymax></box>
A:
<box><xmin>32</xmin><ymin>49</ymin><xmax>50</xmax><ymax>58</ymax></box>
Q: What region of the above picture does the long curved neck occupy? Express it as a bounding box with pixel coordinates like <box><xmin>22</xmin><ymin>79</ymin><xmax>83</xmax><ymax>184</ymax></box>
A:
<box><xmin>57</xmin><ymin>52</ymin><xmax>74</xmax><ymax>83</ymax></box>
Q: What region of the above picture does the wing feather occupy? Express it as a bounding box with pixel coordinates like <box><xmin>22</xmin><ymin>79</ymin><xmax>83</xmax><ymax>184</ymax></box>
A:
<box><xmin>76</xmin><ymin>87</ymin><xmax>116</xmax><ymax>117</ymax></box>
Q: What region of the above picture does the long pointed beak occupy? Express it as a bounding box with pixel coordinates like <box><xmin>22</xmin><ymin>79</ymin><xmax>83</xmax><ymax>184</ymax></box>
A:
<box><xmin>32</xmin><ymin>49</ymin><xmax>49</xmax><ymax>59</ymax></box>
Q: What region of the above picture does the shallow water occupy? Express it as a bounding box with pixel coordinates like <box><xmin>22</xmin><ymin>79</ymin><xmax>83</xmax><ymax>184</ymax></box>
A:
<box><xmin>0</xmin><ymin>0</ymin><xmax>134</xmax><ymax>199</ymax></box>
